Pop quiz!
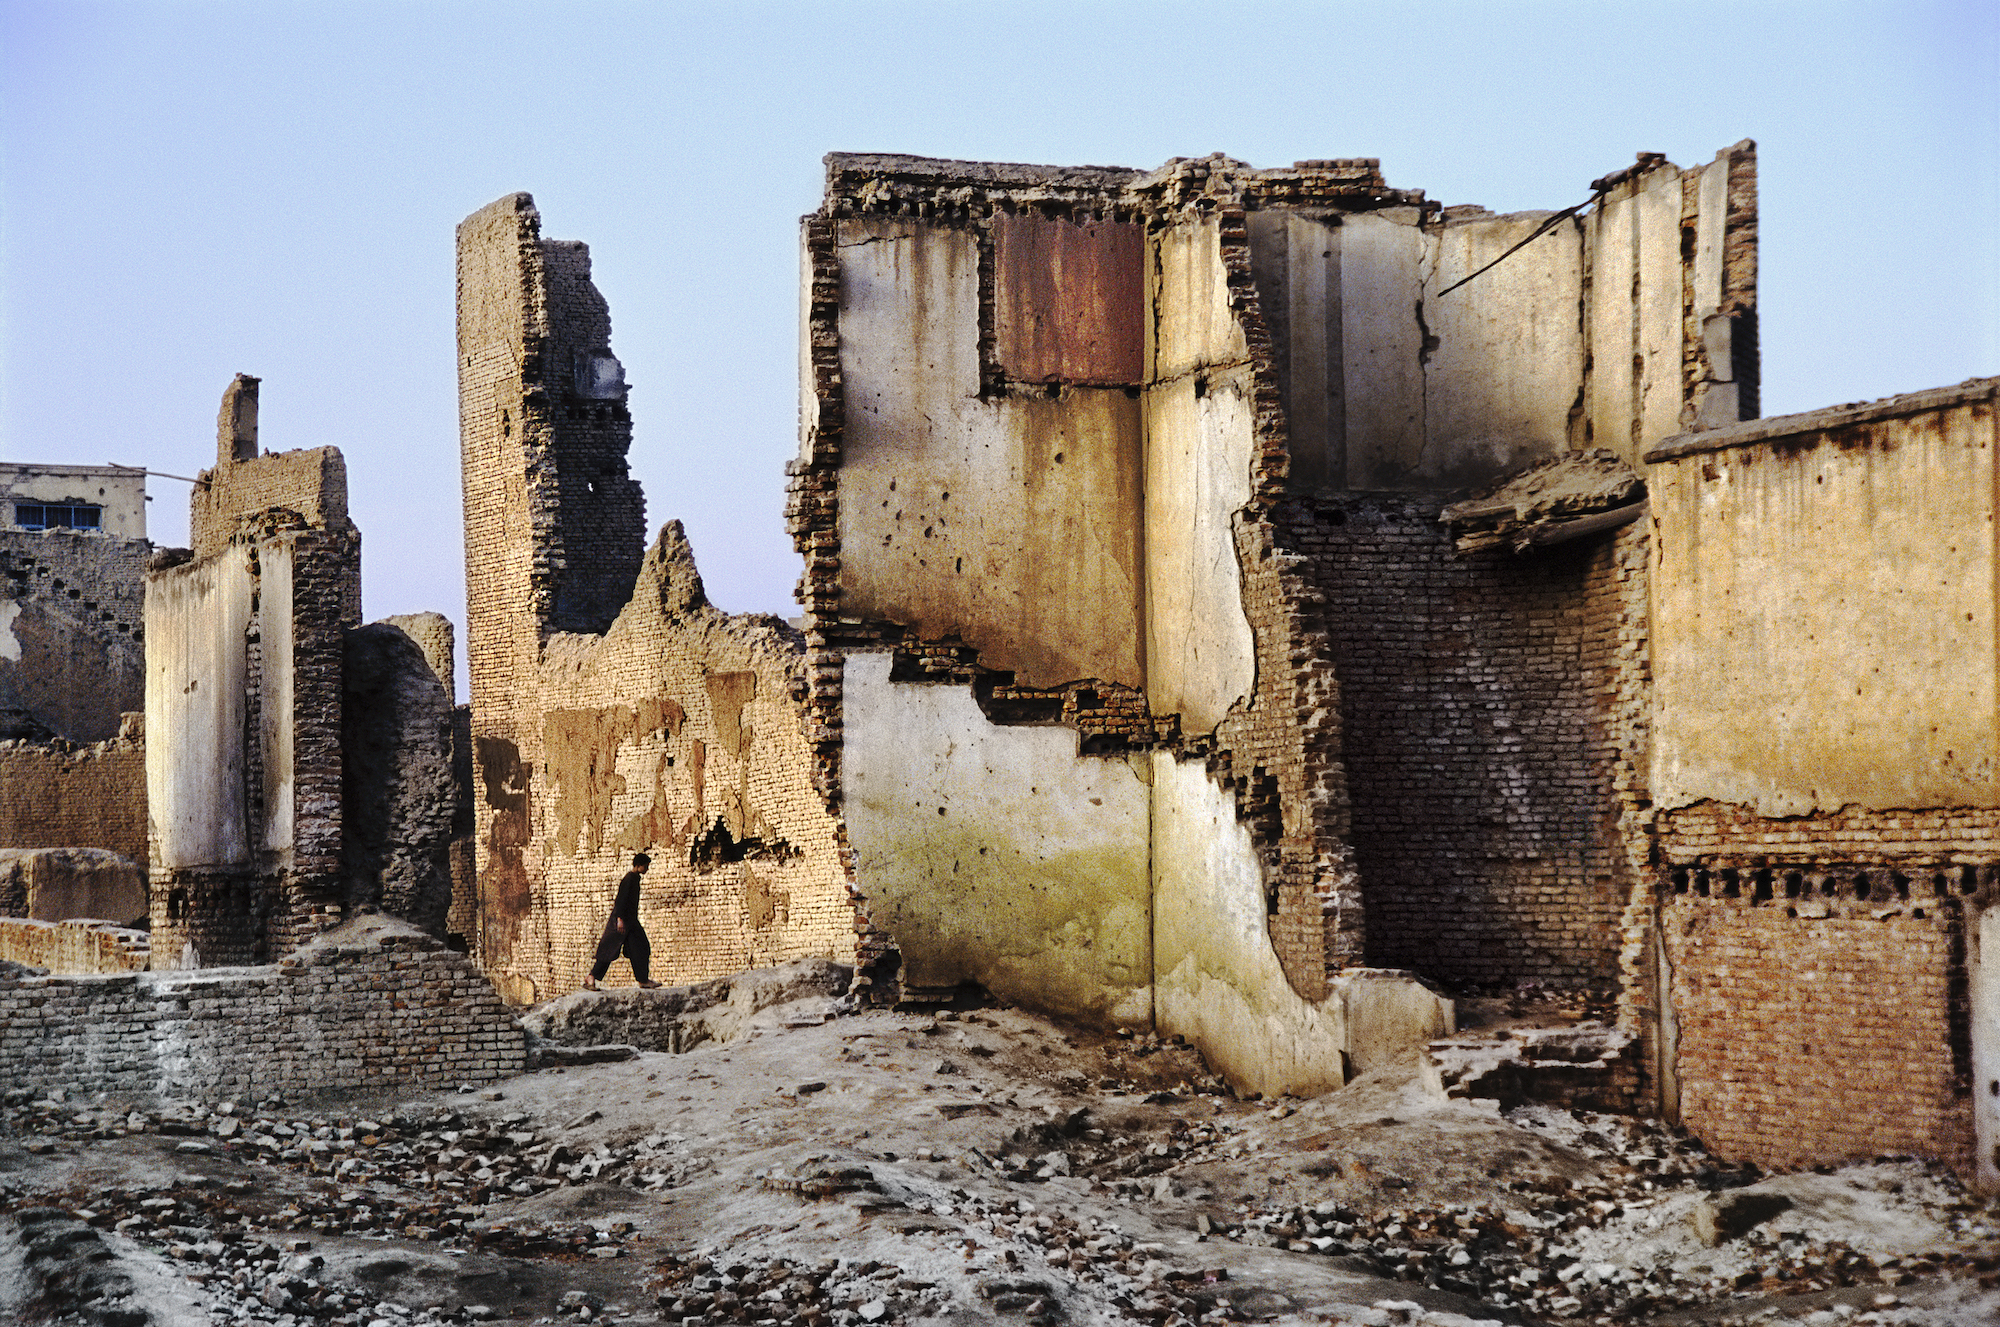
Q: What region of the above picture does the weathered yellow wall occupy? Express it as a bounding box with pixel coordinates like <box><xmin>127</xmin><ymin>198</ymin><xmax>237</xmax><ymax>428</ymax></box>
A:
<box><xmin>1143</xmin><ymin>220</ymin><xmax>1257</xmax><ymax>738</ymax></box>
<box><xmin>842</xmin><ymin>652</ymin><xmax>1152</xmax><ymax>1023</ymax></box>
<box><xmin>1649</xmin><ymin>388</ymin><xmax>2000</xmax><ymax>815</ymax></box>
<box><xmin>833</xmin><ymin>217</ymin><xmax>1144</xmax><ymax>690</ymax></box>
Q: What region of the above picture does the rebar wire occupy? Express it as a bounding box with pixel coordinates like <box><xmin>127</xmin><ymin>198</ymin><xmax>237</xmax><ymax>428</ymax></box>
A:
<box><xmin>1431</xmin><ymin>192</ymin><xmax>1603</xmax><ymax>299</ymax></box>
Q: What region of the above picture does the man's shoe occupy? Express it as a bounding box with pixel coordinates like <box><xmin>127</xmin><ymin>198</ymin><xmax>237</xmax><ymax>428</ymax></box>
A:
<box><xmin>581</xmin><ymin>977</ymin><xmax>597</xmax><ymax>991</ymax></box>
<box><xmin>638</xmin><ymin>981</ymin><xmax>663</xmax><ymax>990</ymax></box>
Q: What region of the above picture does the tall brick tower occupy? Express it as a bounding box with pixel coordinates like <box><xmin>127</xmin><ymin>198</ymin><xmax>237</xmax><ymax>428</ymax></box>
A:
<box><xmin>456</xmin><ymin>193</ymin><xmax>645</xmax><ymax>991</ymax></box>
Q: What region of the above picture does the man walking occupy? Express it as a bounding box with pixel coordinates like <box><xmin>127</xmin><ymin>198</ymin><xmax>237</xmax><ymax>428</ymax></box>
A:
<box><xmin>582</xmin><ymin>853</ymin><xmax>661</xmax><ymax>991</ymax></box>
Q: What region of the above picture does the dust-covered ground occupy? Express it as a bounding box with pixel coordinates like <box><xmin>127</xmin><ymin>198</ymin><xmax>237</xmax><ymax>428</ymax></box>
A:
<box><xmin>2</xmin><ymin>978</ymin><xmax>1993</xmax><ymax>1327</ymax></box>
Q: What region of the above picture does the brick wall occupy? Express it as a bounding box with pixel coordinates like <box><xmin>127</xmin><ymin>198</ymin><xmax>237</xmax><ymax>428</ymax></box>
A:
<box><xmin>0</xmin><ymin>919</ymin><xmax>524</xmax><ymax>1101</ymax></box>
<box><xmin>1293</xmin><ymin>495</ymin><xmax>1647</xmax><ymax>996</ymax></box>
<box><xmin>0</xmin><ymin>529</ymin><xmax>148</xmax><ymax>742</ymax></box>
<box><xmin>191</xmin><ymin>446</ymin><xmax>351</xmax><ymax>566</ymax></box>
<box><xmin>0</xmin><ymin>918</ymin><xmax>149</xmax><ymax>973</ymax></box>
<box><xmin>458</xmin><ymin>196</ymin><xmax>854</xmax><ymax>1004</ymax></box>
<box><xmin>0</xmin><ymin>738</ymin><xmax>147</xmax><ymax>868</ymax></box>
<box><xmin>1661</xmin><ymin>886</ymin><xmax>1970</xmax><ymax>1174</ymax></box>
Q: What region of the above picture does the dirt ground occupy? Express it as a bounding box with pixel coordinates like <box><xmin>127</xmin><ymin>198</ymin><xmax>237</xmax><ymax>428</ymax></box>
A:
<box><xmin>2</xmin><ymin>975</ymin><xmax>1993</xmax><ymax>1327</ymax></box>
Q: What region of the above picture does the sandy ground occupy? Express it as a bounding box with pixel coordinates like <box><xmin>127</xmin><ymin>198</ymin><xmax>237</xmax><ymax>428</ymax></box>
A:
<box><xmin>1</xmin><ymin>977</ymin><xmax>1994</xmax><ymax>1327</ymax></box>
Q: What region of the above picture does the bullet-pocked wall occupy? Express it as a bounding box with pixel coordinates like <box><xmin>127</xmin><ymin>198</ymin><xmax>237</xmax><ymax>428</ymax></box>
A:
<box><xmin>457</xmin><ymin>196</ymin><xmax>853</xmax><ymax>1005</ymax></box>
<box><xmin>794</xmin><ymin>154</ymin><xmax>1577</xmax><ymax>1096</ymax></box>
<box><xmin>1646</xmin><ymin>380</ymin><xmax>1999</xmax><ymax>1178</ymax></box>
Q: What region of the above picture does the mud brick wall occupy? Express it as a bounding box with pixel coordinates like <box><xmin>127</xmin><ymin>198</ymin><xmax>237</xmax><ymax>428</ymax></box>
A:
<box><xmin>1297</xmin><ymin>494</ymin><xmax>1645</xmax><ymax>995</ymax></box>
<box><xmin>459</xmin><ymin>195</ymin><xmax>853</xmax><ymax>1004</ymax></box>
<box><xmin>0</xmin><ymin>918</ymin><xmax>149</xmax><ymax>973</ymax></box>
<box><xmin>0</xmin><ymin>529</ymin><xmax>149</xmax><ymax>742</ymax></box>
<box><xmin>191</xmin><ymin>445</ymin><xmax>353</xmax><ymax>571</ymax></box>
<box><xmin>0</xmin><ymin>738</ymin><xmax>148</xmax><ymax>867</ymax></box>
<box><xmin>1661</xmin><ymin>887</ymin><xmax>1970</xmax><ymax>1174</ymax></box>
<box><xmin>0</xmin><ymin>923</ymin><xmax>524</xmax><ymax>1101</ymax></box>
<box><xmin>521</xmin><ymin>526</ymin><xmax>854</xmax><ymax>1001</ymax></box>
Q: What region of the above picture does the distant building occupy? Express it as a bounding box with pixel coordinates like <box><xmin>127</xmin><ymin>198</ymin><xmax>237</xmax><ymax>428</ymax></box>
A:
<box><xmin>0</xmin><ymin>463</ymin><xmax>148</xmax><ymax>539</ymax></box>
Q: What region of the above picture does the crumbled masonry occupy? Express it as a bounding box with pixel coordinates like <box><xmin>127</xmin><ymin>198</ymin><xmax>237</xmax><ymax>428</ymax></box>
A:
<box><xmin>3</xmin><ymin>138</ymin><xmax>1996</xmax><ymax>1327</ymax></box>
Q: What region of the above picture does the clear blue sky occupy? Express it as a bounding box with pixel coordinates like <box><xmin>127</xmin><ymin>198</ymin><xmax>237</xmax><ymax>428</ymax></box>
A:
<box><xmin>4</xmin><ymin>0</ymin><xmax>1996</xmax><ymax>698</ymax></box>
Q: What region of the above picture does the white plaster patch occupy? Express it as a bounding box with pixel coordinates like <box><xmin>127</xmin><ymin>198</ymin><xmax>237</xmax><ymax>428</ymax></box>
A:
<box><xmin>0</xmin><ymin>599</ymin><xmax>19</xmax><ymax>662</ymax></box>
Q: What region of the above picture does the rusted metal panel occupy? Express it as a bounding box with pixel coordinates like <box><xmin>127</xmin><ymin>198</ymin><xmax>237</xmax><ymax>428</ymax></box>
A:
<box><xmin>994</xmin><ymin>214</ymin><xmax>1143</xmax><ymax>385</ymax></box>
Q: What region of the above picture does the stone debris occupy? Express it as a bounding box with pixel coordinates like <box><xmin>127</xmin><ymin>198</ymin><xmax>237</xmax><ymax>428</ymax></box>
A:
<box><xmin>2</xmin><ymin>1002</ymin><xmax>1994</xmax><ymax>1327</ymax></box>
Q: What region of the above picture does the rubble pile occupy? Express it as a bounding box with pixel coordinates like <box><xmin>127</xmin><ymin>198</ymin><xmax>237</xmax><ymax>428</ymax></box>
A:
<box><xmin>1</xmin><ymin>999</ymin><xmax>1993</xmax><ymax>1327</ymax></box>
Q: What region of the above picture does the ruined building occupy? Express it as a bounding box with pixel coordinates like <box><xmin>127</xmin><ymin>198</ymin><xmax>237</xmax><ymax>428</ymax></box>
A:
<box><xmin>0</xmin><ymin>462</ymin><xmax>154</xmax><ymax>967</ymax></box>
<box><xmin>143</xmin><ymin>375</ymin><xmax>461</xmax><ymax>967</ymax></box>
<box><xmin>456</xmin><ymin>196</ymin><xmax>854</xmax><ymax>1006</ymax></box>
<box><xmin>458</xmin><ymin>144</ymin><xmax>1992</xmax><ymax>1187</ymax></box>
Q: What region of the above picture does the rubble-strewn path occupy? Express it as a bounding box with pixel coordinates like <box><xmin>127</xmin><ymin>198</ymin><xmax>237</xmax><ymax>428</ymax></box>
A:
<box><xmin>2</xmin><ymin>980</ymin><xmax>1993</xmax><ymax>1327</ymax></box>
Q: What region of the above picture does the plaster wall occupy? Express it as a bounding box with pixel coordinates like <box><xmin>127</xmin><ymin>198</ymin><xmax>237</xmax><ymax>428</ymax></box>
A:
<box><xmin>1151</xmin><ymin>752</ymin><xmax>1344</xmax><ymax>1097</ymax></box>
<box><xmin>1142</xmin><ymin>373</ymin><xmax>1256</xmax><ymax>737</ymax></box>
<box><xmin>1974</xmin><ymin>906</ymin><xmax>2000</xmax><ymax>1192</ymax></box>
<box><xmin>842</xmin><ymin>652</ymin><xmax>1151</xmax><ymax>1022</ymax></box>
<box><xmin>1422</xmin><ymin>212</ymin><xmax>1585</xmax><ymax>481</ymax></box>
<box><xmin>1649</xmin><ymin>394</ymin><xmax>1999</xmax><ymax>816</ymax></box>
<box><xmin>832</xmin><ymin>217</ymin><xmax>1144</xmax><ymax>690</ymax></box>
<box><xmin>258</xmin><ymin>539</ymin><xmax>297</xmax><ymax>854</ymax></box>
<box><xmin>1152</xmin><ymin>221</ymin><xmax>1247</xmax><ymax>383</ymax></box>
<box><xmin>1141</xmin><ymin>218</ymin><xmax>1258</xmax><ymax>737</ymax></box>
<box><xmin>145</xmin><ymin>545</ymin><xmax>253</xmax><ymax>870</ymax></box>
<box><xmin>1337</xmin><ymin>211</ymin><xmax>1428</xmax><ymax>489</ymax></box>
<box><xmin>1245</xmin><ymin>147</ymin><xmax>1748</xmax><ymax>493</ymax></box>
<box><xmin>0</xmin><ymin>465</ymin><xmax>147</xmax><ymax>538</ymax></box>
<box><xmin>1584</xmin><ymin>170</ymin><xmax>1685</xmax><ymax>466</ymax></box>
<box><xmin>1151</xmin><ymin>756</ymin><xmax>1450</xmax><ymax>1098</ymax></box>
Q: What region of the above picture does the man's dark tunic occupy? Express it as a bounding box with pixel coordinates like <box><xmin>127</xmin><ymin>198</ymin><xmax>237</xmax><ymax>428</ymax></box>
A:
<box><xmin>589</xmin><ymin>869</ymin><xmax>651</xmax><ymax>984</ymax></box>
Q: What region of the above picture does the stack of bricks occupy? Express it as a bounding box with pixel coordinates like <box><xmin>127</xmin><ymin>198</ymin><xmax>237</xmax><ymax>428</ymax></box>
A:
<box><xmin>0</xmin><ymin>921</ymin><xmax>524</xmax><ymax>1101</ymax></box>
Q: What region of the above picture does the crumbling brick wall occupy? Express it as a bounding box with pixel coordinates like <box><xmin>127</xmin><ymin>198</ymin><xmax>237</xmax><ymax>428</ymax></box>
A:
<box><xmin>0</xmin><ymin>918</ymin><xmax>149</xmax><ymax>973</ymax></box>
<box><xmin>146</xmin><ymin>376</ymin><xmax>362</xmax><ymax>967</ymax></box>
<box><xmin>0</xmin><ymin>737</ymin><xmax>148</xmax><ymax>868</ymax></box>
<box><xmin>788</xmin><ymin>149</ymin><xmax>1729</xmax><ymax>1047</ymax></box>
<box><xmin>458</xmin><ymin>196</ymin><xmax>853</xmax><ymax>1003</ymax></box>
<box><xmin>1289</xmin><ymin>497</ymin><xmax>1646</xmax><ymax>996</ymax></box>
<box><xmin>0</xmin><ymin>529</ymin><xmax>149</xmax><ymax>743</ymax></box>
<box><xmin>342</xmin><ymin>621</ymin><xmax>456</xmax><ymax>935</ymax></box>
<box><xmin>0</xmin><ymin>918</ymin><xmax>523</xmax><ymax>1100</ymax></box>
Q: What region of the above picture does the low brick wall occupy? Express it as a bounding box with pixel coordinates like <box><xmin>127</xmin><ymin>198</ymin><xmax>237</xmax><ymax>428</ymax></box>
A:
<box><xmin>0</xmin><ymin>917</ymin><xmax>149</xmax><ymax>973</ymax></box>
<box><xmin>0</xmin><ymin>917</ymin><xmax>524</xmax><ymax>1101</ymax></box>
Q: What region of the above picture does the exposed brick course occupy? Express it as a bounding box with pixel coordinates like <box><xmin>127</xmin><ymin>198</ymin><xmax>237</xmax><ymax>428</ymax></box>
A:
<box><xmin>1286</xmin><ymin>494</ymin><xmax>1646</xmax><ymax>998</ymax></box>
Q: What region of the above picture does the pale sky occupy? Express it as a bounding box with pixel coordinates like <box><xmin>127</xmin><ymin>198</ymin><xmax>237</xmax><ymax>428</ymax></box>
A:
<box><xmin>4</xmin><ymin>1</ymin><xmax>1996</xmax><ymax>699</ymax></box>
